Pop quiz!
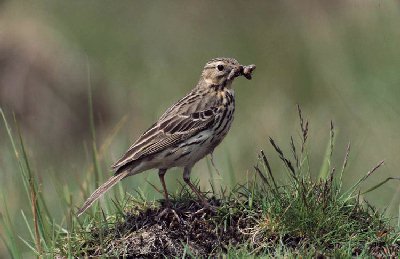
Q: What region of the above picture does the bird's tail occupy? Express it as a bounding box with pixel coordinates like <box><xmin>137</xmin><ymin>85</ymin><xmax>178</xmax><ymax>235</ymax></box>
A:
<box><xmin>77</xmin><ymin>171</ymin><xmax>129</xmax><ymax>217</ymax></box>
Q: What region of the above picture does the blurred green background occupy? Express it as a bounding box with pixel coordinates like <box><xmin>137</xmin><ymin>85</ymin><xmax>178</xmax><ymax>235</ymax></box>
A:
<box><xmin>1</xmin><ymin>0</ymin><xmax>400</xmax><ymax>256</ymax></box>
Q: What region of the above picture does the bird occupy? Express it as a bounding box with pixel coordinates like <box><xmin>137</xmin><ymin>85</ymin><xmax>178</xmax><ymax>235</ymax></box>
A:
<box><xmin>77</xmin><ymin>57</ymin><xmax>256</xmax><ymax>216</ymax></box>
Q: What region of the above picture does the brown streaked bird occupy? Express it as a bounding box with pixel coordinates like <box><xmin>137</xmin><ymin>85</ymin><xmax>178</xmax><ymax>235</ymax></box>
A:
<box><xmin>77</xmin><ymin>58</ymin><xmax>256</xmax><ymax>216</ymax></box>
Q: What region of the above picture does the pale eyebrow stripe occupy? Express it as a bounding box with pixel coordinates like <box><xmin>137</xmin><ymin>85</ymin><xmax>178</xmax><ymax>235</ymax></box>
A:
<box><xmin>203</xmin><ymin>64</ymin><xmax>217</xmax><ymax>69</ymax></box>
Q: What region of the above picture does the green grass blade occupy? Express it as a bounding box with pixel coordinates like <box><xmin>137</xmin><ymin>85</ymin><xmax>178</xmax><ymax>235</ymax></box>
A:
<box><xmin>20</xmin><ymin>210</ymin><xmax>35</xmax><ymax>244</ymax></box>
<box><xmin>18</xmin><ymin>237</ymin><xmax>38</xmax><ymax>256</ymax></box>
<box><xmin>0</xmin><ymin>195</ymin><xmax>22</xmax><ymax>259</ymax></box>
<box><xmin>342</xmin><ymin>160</ymin><xmax>384</xmax><ymax>198</ymax></box>
<box><xmin>362</xmin><ymin>177</ymin><xmax>400</xmax><ymax>195</ymax></box>
<box><xmin>318</xmin><ymin>124</ymin><xmax>337</xmax><ymax>179</ymax></box>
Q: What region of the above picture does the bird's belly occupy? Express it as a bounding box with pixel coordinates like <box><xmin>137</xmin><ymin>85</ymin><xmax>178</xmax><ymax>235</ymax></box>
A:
<box><xmin>158</xmin><ymin>130</ymin><xmax>213</xmax><ymax>168</ymax></box>
<box><xmin>157</xmin><ymin>120</ymin><xmax>233</xmax><ymax>169</ymax></box>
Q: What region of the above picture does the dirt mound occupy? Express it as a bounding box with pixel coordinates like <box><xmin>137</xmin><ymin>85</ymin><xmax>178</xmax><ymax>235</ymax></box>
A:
<box><xmin>76</xmin><ymin>193</ymin><xmax>400</xmax><ymax>258</ymax></box>
<box><xmin>82</xmin><ymin>198</ymin><xmax>255</xmax><ymax>257</ymax></box>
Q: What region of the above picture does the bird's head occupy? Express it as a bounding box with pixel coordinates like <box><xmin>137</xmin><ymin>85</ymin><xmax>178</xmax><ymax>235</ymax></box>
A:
<box><xmin>201</xmin><ymin>57</ymin><xmax>256</xmax><ymax>87</ymax></box>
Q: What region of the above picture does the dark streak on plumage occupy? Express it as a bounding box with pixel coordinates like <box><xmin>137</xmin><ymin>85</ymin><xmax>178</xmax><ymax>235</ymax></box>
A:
<box><xmin>180</xmin><ymin>138</ymin><xmax>207</xmax><ymax>148</ymax></box>
<box><xmin>174</xmin><ymin>151</ymin><xmax>191</xmax><ymax>161</ymax></box>
<box><xmin>204</xmin><ymin>110</ymin><xmax>213</xmax><ymax>116</ymax></box>
<box><xmin>226</xmin><ymin>92</ymin><xmax>233</xmax><ymax>104</ymax></box>
<box><xmin>214</xmin><ymin>108</ymin><xmax>228</xmax><ymax>132</ymax></box>
<box><xmin>217</xmin><ymin>117</ymin><xmax>231</xmax><ymax>137</ymax></box>
<box><xmin>209</xmin><ymin>136</ymin><xmax>216</xmax><ymax>144</ymax></box>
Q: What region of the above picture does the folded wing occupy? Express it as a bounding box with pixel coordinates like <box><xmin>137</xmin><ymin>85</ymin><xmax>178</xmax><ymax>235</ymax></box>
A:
<box><xmin>112</xmin><ymin>108</ymin><xmax>217</xmax><ymax>171</ymax></box>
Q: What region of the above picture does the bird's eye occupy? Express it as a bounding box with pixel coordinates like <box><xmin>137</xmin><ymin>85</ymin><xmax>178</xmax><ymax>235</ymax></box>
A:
<box><xmin>217</xmin><ymin>64</ymin><xmax>224</xmax><ymax>71</ymax></box>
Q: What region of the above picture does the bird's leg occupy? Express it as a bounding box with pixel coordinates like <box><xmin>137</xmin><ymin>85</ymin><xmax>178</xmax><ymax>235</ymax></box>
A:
<box><xmin>209</xmin><ymin>151</ymin><xmax>221</xmax><ymax>176</ymax></box>
<box><xmin>158</xmin><ymin>169</ymin><xmax>171</xmax><ymax>206</ymax></box>
<box><xmin>183</xmin><ymin>167</ymin><xmax>209</xmax><ymax>207</ymax></box>
<box><xmin>157</xmin><ymin>169</ymin><xmax>181</xmax><ymax>222</ymax></box>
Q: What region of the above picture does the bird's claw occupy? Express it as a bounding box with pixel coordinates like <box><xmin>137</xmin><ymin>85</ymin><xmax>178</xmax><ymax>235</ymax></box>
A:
<box><xmin>157</xmin><ymin>207</ymin><xmax>182</xmax><ymax>223</ymax></box>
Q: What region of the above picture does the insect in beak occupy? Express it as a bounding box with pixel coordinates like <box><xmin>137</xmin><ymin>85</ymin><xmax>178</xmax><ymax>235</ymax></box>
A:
<box><xmin>242</xmin><ymin>64</ymin><xmax>256</xmax><ymax>80</ymax></box>
<box><xmin>228</xmin><ymin>64</ymin><xmax>256</xmax><ymax>80</ymax></box>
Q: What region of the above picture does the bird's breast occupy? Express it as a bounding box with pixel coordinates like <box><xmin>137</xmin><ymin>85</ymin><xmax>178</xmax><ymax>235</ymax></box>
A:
<box><xmin>212</xmin><ymin>102</ymin><xmax>235</xmax><ymax>141</ymax></box>
<box><xmin>153</xmin><ymin>89</ymin><xmax>236</xmax><ymax>168</ymax></box>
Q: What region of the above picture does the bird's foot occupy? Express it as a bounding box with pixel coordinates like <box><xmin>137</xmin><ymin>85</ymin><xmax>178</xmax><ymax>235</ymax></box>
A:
<box><xmin>157</xmin><ymin>206</ymin><xmax>181</xmax><ymax>223</ymax></box>
<box><xmin>205</xmin><ymin>204</ymin><xmax>217</xmax><ymax>213</ymax></box>
<box><xmin>193</xmin><ymin>200</ymin><xmax>217</xmax><ymax>216</ymax></box>
<box><xmin>159</xmin><ymin>198</ymin><xmax>172</xmax><ymax>208</ymax></box>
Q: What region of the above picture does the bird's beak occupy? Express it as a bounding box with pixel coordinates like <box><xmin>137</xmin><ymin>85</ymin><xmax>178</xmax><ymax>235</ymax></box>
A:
<box><xmin>227</xmin><ymin>67</ymin><xmax>240</xmax><ymax>80</ymax></box>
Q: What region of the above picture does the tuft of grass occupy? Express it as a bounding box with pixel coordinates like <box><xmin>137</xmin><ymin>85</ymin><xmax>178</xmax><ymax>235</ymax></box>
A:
<box><xmin>1</xmin><ymin>106</ymin><xmax>400</xmax><ymax>257</ymax></box>
<box><xmin>53</xmin><ymin>173</ymin><xmax>400</xmax><ymax>257</ymax></box>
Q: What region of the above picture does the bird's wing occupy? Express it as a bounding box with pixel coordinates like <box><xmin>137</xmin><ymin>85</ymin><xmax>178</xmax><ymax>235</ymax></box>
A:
<box><xmin>112</xmin><ymin>107</ymin><xmax>218</xmax><ymax>170</ymax></box>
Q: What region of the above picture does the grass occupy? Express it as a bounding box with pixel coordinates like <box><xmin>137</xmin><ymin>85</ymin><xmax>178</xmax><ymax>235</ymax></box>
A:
<box><xmin>1</xmin><ymin>106</ymin><xmax>400</xmax><ymax>258</ymax></box>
